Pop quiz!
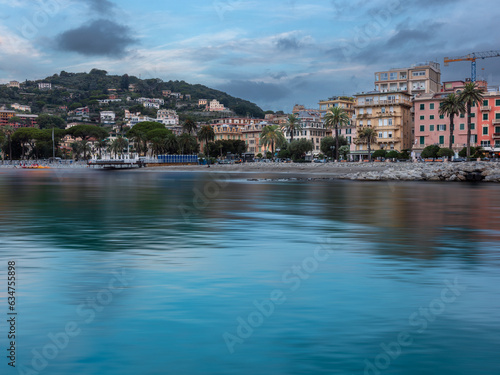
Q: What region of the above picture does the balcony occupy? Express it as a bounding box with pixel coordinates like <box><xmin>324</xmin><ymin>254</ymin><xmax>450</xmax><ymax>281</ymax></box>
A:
<box><xmin>493</xmin><ymin>133</ymin><xmax>500</xmax><ymax>140</ymax></box>
<box><xmin>480</xmin><ymin>106</ymin><xmax>491</xmax><ymax>112</ymax></box>
<box><xmin>492</xmin><ymin>118</ymin><xmax>500</xmax><ymax>125</ymax></box>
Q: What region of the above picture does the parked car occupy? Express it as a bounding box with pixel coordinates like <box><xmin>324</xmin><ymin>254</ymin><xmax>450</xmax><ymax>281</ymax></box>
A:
<box><xmin>452</xmin><ymin>157</ymin><xmax>466</xmax><ymax>162</ymax></box>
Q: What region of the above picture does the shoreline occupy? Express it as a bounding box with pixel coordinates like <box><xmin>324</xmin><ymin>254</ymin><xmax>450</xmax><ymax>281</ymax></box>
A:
<box><xmin>2</xmin><ymin>161</ymin><xmax>500</xmax><ymax>182</ymax></box>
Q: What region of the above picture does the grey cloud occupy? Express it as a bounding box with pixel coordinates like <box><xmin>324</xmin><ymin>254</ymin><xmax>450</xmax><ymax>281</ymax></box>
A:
<box><xmin>56</xmin><ymin>19</ymin><xmax>136</xmax><ymax>57</ymax></box>
<box><xmin>276</xmin><ymin>37</ymin><xmax>301</xmax><ymax>51</ymax></box>
<box><xmin>85</xmin><ymin>0</ymin><xmax>116</xmax><ymax>13</ymax></box>
<box><xmin>271</xmin><ymin>71</ymin><xmax>288</xmax><ymax>80</ymax></box>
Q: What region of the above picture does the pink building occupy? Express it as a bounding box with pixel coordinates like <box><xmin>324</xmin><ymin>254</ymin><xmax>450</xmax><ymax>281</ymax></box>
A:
<box><xmin>413</xmin><ymin>80</ymin><xmax>485</xmax><ymax>157</ymax></box>
<box><xmin>476</xmin><ymin>91</ymin><xmax>500</xmax><ymax>156</ymax></box>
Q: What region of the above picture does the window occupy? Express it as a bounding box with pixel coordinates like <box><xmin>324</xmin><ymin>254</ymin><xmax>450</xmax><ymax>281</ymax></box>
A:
<box><xmin>420</xmin><ymin>115</ymin><xmax>425</xmax><ymax>120</ymax></box>
<box><xmin>390</xmin><ymin>72</ymin><xmax>397</xmax><ymax>80</ymax></box>
<box><xmin>367</xmin><ymin>120</ymin><xmax>371</xmax><ymax>126</ymax></box>
<box><xmin>483</xmin><ymin>127</ymin><xmax>489</xmax><ymax>135</ymax></box>
<box><xmin>388</xmin><ymin>119</ymin><xmax>393</xmax><ymax>125</ymax></box>
<box><xmin>471</xmin><ymin>113</ymin><xmax>476</xmax><ymax>118</ymax></box>
<box><xmin>378</xmin><ymin>119</ymin><xmax>383</xmax><ymax>126</ymax></box>
<box><xmin>496</xmin><ymin>99</ymin><xmax>500</xmax><ymax>106</ymax></box>
<box><xmin>430</xmin><ymin>103</ymin><xmax>435</xmax><ymax>110</ymax></box>
<box><xmin>420</xmin><ymin>136</ymin><xmax>425</xmax><ymax>145</ymax></box>
<box><xmin>380</xmin><ymin>73</ymin><xmax>388</xmax><ymax>81</ymax></box>
<box><xmin>496</xmin><ymin>113</ymin><xmax>500</xmax><ymax>119</ymax></box>
<box><xmin>495</xmin><ymin>126</ymin><xmax>500</xmax><ymax>133</ymax></box>
<box><xmin>481</xmin><ymin>140</ymin><xmax>491</xmax><ymax>147</ymax></box>
<box><xmin>439</xmin><ymin>114</ymin><xmax>444</xmax><ymax>119</ymax></box>
<box><xmin>438</xmin><ymin>124</ymin><xmax>447</xmax><ymax>131</ymax></box>
<box><xmin>420</xmin><ymin>104</ymin><xmax>425</xmax><ymax>110</ymax></box>
<box><xmin>483</xmin><ymin>100</ymin><xmax>489</xmax><ymax>106</ymax></box>
<box><xmin>430</xmin><ymin>125</ymin><xmax>435</xmax><ymax>131</ymax></box>
<box><xmin>439</xmin><ymin>135</ymin><xmax>444</xmax><ymax>144</ymax></box>
<box><xmin>400</xmin><ymin>73</ymin><xmax>407</xmax><ymax>79</ymax></box>
<box><xmin>483</xmin><ymin>113</ymin><xmax>489</xmax><ymax>120</ymax></box>
<box><xmin>378</xmin><ymin>132</ymin><xmax>383</xmax><ymax>138</ymax></box>
<box><xmin>412</xmin><ymin>71</ymin><xmax>425</xmax><ymax>76</ymax></box>
<box><xmin>381</xmin><ymin>107</ymin><xmax>386</xmax><ymax>113</ymax></box>
<box><xmin>375</xmin><ymin>74</ymin><xmax>379</xmax><ymax>81</ymax></box>
<box><xmin>430</xmin><ymin>115</ymin><xmax>435</xmax><ymax>120</ymax></box>
<box><xmin>420</xmin><ymin>125</ymin><xmax>425</xmax><ymax>132</ymax></box>
<box><xmin>471</xmin><ymin>123</ymin><xmax>475</xmax><ymax>130</ymax></box>
<box><xmin>460</xmin><ymin>124</ymin><xmax>465</xmax><ymax>130</ymax></box>
<box><xmin>460</xmin><ymin>113</ymin><xmax>465</xmax><ymax>118</ymax></box>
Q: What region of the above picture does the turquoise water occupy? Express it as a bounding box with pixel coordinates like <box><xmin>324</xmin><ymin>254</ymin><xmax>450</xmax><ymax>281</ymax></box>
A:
<box><xmin>1</xmin><ymin>169</ymin><xmax>500</xmax><ymax>374</ymax></box>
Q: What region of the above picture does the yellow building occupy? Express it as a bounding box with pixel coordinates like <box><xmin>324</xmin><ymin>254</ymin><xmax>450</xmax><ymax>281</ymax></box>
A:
<box><xmin>374</xmin><ymin>61</ymin><xmax>442</xmax><ymax>95</ymax></box>
<box><xmin>213</xmin><ymin>123</ymin><xmax>242</xmax><ymax>141</ymax></box>
<box><xmin>352</xmin><ymin>91</ymin><xmax>413</xmax><ymax>159</ymax></box>
<box><xmin>241</xmin><ymin>122</ymin><xmax>269</xmax><ymax>154</ymax></box>
<box><xmin>318</xmin><ymin>96</ymin><xmax>355</xmax><ymax>117</ymax></box>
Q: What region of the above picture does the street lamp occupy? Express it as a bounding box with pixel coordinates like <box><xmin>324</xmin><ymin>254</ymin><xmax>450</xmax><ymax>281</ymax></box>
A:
<box><xmin>330</xmin><ymin>145</ymin><xmax>335</xmax><ymax>162</ymax></box>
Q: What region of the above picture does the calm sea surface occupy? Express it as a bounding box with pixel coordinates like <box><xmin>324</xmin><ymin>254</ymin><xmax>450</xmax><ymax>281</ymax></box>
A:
<box><xmin>0</xmin><ymin>169</ymin><xmax>499</xmax><ymax>375</ymax></box>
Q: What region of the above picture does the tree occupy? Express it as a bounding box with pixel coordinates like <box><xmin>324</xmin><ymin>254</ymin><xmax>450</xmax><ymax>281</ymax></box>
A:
<box><xmin>12</xmin><ymin>128</ymin><xmax>40</xmax><ymax>160</ymax></box>
<box><xmin>437</xmin><ymin>148</ymin><xmax>454</xmax><ymax>158</ymax></box>
<box><xmin>120</xmin><ymin>74</ymin><xmax>130</xmax><ymax>90</ymax></box>
<box><xmin>126</xmin><ymin>122</ymin><xmax>164</xmax><ymax>156</ymax></box>
<box><xmin>459</xmin><ymin>146</ymin><xmax>484</xmax><ymax>159</ymax></box>
<box><xmin>439</xmin><ymin>93</ymin><xmax>465</xmax><ymax>152</ymax></box>
<box><xmin>459</xmin><ymin>82</ymin><xmax>484</xmax><ymax>159</ymax></box>
<box><xmin>182</xmin><ymin>118</ymin><xmax>198</xmax><ymax>135</ymax></box>
<box><xmin>1</xmin><ymin>125</ymin><xmax>15</xmax><ymax>161</ymax></box>
<box><xmin>288</xmin><ymin>139</ymin><xmax>313</xmax><ymax>161</ymax></box>
<box><xmin>386</xmin><ymin>150</ymin><xmax>400</xmax><ymax>159</ymax></box>
<box><xmin>358</xmin><ymin>128</ymin><xmax>377</xmax><ymax>161</ymax></box>
<box><xmin>197</xmin><ymin>125</ymin><xmax>215</xmax><ymax>158</ymax></box>
<box><xmin>37</xmin><ymin>114</ymin><xmax>66</xmax><ymax>129</ymax></box>
<box><xmin>320</xmin><ymin>136</ymin><xmax>347</xmax><ymax>157</ymax></box>
<box><xmin>110</xmin><ymin>137</ymin><xmax>128</xmax><ymax>158</ymax></box>
<box><xmin>283</xmin><ymin>114</ymin><xmax>302</xmax><ymax>142</ymax></box>
<box><xmin>338</xmin><ymin>145</ymin><xmax>350</xmax><ymax>160</ymax></box>
<box><xmin>324</xmin><ymin>107</ymin><xmax>349</xmax><ymax>161</ymax></box>
<box><xmin>178</xmin><ymin>133</ymin><xmax>199</xmax><ymax>154</ymax></box>
<box><xmin>372</xmin><ymin>149</ymin><xmax>387</xmax><ymax>159</ymax></box>
<box><xmin>421</xmin><ymin>145</ymin><xmax>440</xmax><ymax>159</ymax></box>
<box><xmin>66</xmin><ymin>125</ymin><xmax>108</xmax><ymax>159</ymax></box>
<box><xmin>95</xmin><ymin>139</ymin><xmax>109</xmax><ymax>159</ymax></box>
<box><xmin>259</xmin><ymin>125</ymin><xmax>285</xmax><ymax>155</ymax></box>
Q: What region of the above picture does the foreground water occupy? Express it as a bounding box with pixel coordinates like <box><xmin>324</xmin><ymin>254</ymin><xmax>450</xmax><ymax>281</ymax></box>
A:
<box><xmin>0</xmin><ymin>169</ymin><xmax>499</xmax><ymax>375</ymax></box>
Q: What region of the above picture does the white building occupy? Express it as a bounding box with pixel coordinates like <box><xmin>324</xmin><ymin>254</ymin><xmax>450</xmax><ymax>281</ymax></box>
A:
<box><xmin>100</xmin><ymin>111</ymin><xmax>116</xmax><ymax>125</ymax></box>
<box><xmin>207</xmin><ymin>99</ymin><xmax>226</xmax><ymax>112</ymax></box>
<box><xmin>11</xmin><ymin>103</ymin><xmax>31</xmax><ymax>112</ymax></box>
<box><xmin>283</xmin><ymin>110</ymin><xmax>327</xmax><ymax>155</ymax></box>
<box><xmin>156</xmin><ymin>109</ymin><xmax>179</xmax><ymax>126</ymax></box>
<box><xmin>8</xmin><ymin>81</ymin><xmax>20</xmax><ymax>88</ymax></box>
<box><xmin>38</xmin><ymin>82</ymin><xmax>52</xmax><ymax>90</ymax></box>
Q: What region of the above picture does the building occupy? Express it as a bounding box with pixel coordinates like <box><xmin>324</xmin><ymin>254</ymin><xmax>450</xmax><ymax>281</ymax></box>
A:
<box><xmin>283</xmin><ymin>110</ymin><xmax>327</xmax><ymax>154</ymax></box>
<box><xmin>157</xmin><ymin>109</ymin><xmax>179</xmax><ymax>126</ymax></box>
<box><xmin>476</xmin><ymin>91</ymin><xmax>500</xmax><ymax>156</ymax></box>
<box><xmin>353</xmin><ymin>91</ymin><xmax>413</xmax><ymax>160</ymax></box>
<box><xmin>11</xmin><ymin>103</ymin><xmax>31</xmax><ymax>112</ymax></box>
<box><xmin>241</xmin><ymin>122</ymin><xmax>270</xmax><ymax>154</ymax></box>
<box><xmin>207</xmin><ymin>99</ymin><xmax>226</xmax><ymax>112</ymax></box>
<box><xmin>128</xmin><ymin>84</ymin><xmax>136</xmax><ymax>92</ymax></box>
<box><xmin>412</xmin><ymin>80</ymin><xmax>485</xmax><ymax>156</ymax></box>
<box><xmin>100</xmin><ymin>111</ymin><xmax>116</xmax><ymax>125</ymax></box>
<box><xmin>8</xmin><ymin>81</ymin><xmax>20</xmax><ymax>88</ymax></box>
<box><xmin>74</xmin><ymin>107</ymin><xmax>90</xmax><ymax>117</ymax></box>
<box><xmin>198</xmin><ymin>99</ymin><xmax>208</xmax><ymax>106</ymax></box>
<box><xmin>319</xmin><ymin>96</ymin><xmax>357</xmax><ymax>153</ymax></box>
<box><xmin>162</xmin><ymin>90</ymin><xmax>172</xmax><ymax>96</ymax></box>
<box><xmin>38</xmin><ymin>82</ymin><xmax>52</xmax><ymax>90</ymax></box>
<box><xmin>374</xmin><ymin>62</ymin><xmax>442</xmax><ymax>95</ymax></box>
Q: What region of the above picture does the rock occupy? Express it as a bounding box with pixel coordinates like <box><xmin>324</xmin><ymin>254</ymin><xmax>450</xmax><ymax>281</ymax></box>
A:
<box><xmin>449</xmin><ymin>174</ymin><xmax>458</xmax><ymax>181</ymax></box>
<box><xmin>457</xmin><ymin>174</ymin><xmax>466</xmax><ymax>181</ymax></box>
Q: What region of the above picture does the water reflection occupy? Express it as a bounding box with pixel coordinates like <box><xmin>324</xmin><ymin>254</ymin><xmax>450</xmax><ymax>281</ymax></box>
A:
<box><xmin>0</xmin><ymin>169</ymin><xmax>499</xmax><ymax>375</ymax></box>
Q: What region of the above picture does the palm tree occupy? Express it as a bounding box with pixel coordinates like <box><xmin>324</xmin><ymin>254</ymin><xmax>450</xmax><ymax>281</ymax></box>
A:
<box><xmin>260</xmin><ymin>125</ymin><xmax>285</xmax><ymax>156</ymax></box>
<box><xmin>439</xmin><ymin>93</ymin><xmax>465</xmax><ymax>155</ymax></box>
<box><xmin>283</xmin><ymin>114</ymin><xmax>302</xmax><ymax>142</ymax></box>
<box><xmin>178</xmin><ymin>133</ymin><xmax>197</xmax><ymax>154</ymax></box>
<box><xmin>110</xmin><ymin>137</ymin><xmax>127</xmax><ymax>159</ymax></box>
<box><xmin>358</xmin><ymin>127</ymin><xmax>377</xmax><ymax>161</ymax></box>
<box><xmin>182</xmin><ymin>118</ymin><xmax>198</xmax><ymax>135</ymax></box>
<box><xmin>2</xmin><ymin>125</ymin><xmax>15</xmax><ymax>161</ymax></box>
<box><xmin>95</xmin><ymin>139</ymin><xmax>109</xmax><ymax>159</ymax></box>
<box><xmin>324</xmin><ymin>107</ymin><xmax>349</xmax><ymax>161</ymax></box>
<box><xmin>197</xmin><ymin>125</ymin><xmax>215</xmax><ymax>158</ymax></box>
<box><xmin>459</xmin><ymin>82</ymin><xmax>484</xmax><ymax>159</ymax></box>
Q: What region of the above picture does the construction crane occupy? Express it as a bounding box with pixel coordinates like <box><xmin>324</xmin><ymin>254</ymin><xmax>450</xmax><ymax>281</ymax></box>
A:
<box><xmin>444</xmin><ymin>50</ymin><xmax>500</xmax><ymax>82</ymax></box>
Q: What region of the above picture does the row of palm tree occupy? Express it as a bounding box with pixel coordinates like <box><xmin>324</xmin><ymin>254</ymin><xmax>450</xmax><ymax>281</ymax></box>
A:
<box><xmin>439</xmin><ymin>82</ymin><xmax>484</xmax><ymax>158</ymax></box>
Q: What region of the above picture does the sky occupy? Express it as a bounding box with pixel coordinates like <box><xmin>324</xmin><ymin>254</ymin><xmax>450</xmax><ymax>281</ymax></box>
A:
<box><xmin>1</xmin><ymin>0</ymin><xmax>500</xmax><ymax>111</ymax></box>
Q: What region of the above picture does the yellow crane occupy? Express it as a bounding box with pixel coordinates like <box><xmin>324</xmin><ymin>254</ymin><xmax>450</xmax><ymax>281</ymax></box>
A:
<box><xmin>444</xmin><ymin>50</ymin><xmax>500</xmax><ymax>82</ymax></box>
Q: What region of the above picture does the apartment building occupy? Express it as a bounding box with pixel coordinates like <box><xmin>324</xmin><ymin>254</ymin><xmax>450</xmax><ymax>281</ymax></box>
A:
<box><xmin>412</xmin><ymin>80</ymin><xmax>486</xmax><ymax>156</ymax></box>
<box><xmin>374</xmin><ymin>62</ymin><xmax>442</xmax><ymax>95</ymax></box>
<box><xmin>283</xmin><ymin>110</ymin><xmax>326</xmax><ymax>154</ymax></box>
<box><xmin>353</xmin><ymin>91</ymin><xmax>413</xmax><ymax>159</ymax></box>
<box><xmin>477</xmin><ymin>91</ymin><xmax>500</xmax><ymax>156</ymax></box>
<box><xmin>241</xmin><ymin>121</ymin><xmax>269</xmax><ymax>154</ymax></box>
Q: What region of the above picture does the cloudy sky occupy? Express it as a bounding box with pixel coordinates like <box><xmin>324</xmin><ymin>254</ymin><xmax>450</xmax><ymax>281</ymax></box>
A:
<box><xmin>1</xmin><ymin>0</ymin><xmax>500</xmax><ymax>111</ymax></box>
